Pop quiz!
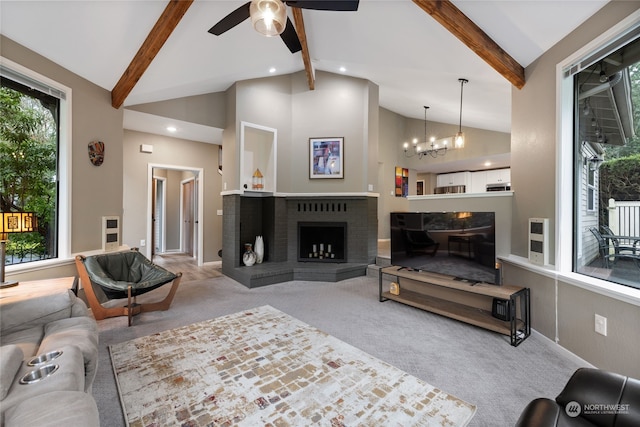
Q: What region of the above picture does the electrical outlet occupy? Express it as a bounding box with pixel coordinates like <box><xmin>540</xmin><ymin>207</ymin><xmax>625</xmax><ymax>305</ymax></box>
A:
<box><xmin>595</xmin><ymin>314</ymin><xmax>607</xmax><ymax>336</ymax></box>
<box><xmin>140</xmin><ymin>239</ymin><xmax>146</xmax><ymax>247</ymax></box>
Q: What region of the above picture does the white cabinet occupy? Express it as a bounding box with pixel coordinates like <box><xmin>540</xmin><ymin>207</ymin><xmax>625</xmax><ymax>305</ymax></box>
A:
<box><xmin>486</xmin><ymin>168</ymin><xmax>511</xmax><ymax>184</ymax></box>
<box><xmin>470</xmin><ymin>171</ymin><xmax>487</xmax><ymax>193</ymax></box>
<box><xmin>436</xmin><ymin>172</ymin><xmax>471</xmax><ymax>188</ymax></box>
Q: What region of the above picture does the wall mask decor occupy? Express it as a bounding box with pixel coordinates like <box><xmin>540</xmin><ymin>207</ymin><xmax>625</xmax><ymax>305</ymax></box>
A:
<box><xmin>88</xmin><ymin>140</ymin><xmax>105</xmax><ymax>166</ymax></box>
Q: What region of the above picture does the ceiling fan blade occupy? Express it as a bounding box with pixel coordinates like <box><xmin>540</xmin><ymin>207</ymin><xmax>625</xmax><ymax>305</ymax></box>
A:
<box><xmin>285</xmin><ymin>0</ymin><xmax>359</xmax><ymax>11</ymax></box>
<box><xmin>208</xmin><ymin>2</ymin><xmax>251</xmax><ymax>35</ymax></box>
<box><xmin>280</xmin><ymin>17</ymin><xmax>302</xmax><ymax>53</ymax></box>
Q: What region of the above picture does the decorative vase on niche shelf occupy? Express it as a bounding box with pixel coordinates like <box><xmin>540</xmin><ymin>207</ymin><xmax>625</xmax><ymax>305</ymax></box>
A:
<box><xmin>254</xmin><ymin>235</ymin><xmax>264</xmax><ymax>264</ymax></box>
<box><xmin>242</xmin><ymin>243</ymin><xmax>256</xmax><ymax>266</ymax></box>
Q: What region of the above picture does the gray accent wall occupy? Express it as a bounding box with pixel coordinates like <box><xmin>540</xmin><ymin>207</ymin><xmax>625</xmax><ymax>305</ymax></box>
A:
<box><xmin>226</xmin><ymin>70</ymin><xmax>378</xmax><ymax>194</ymax></box>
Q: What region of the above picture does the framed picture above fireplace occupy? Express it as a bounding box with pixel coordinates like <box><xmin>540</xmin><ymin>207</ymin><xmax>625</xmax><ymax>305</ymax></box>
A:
<box><xmin>309</xmin><ymin>137</ymin><xmax>343</xmax><ymax>179</ymax></box>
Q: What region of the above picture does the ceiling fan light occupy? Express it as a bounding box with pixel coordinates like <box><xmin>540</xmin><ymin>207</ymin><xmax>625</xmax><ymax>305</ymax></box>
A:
<box><xmin>250</xmin><ymin>0</ymin><xmax>287</xmax><ymax>37</ymax></box>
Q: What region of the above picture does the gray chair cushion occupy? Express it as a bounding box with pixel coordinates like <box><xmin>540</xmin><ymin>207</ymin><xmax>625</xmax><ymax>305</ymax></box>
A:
<box><xmin>81</xmin><ymin>251</ymin><xmax>177</xmax><ymax>299</ymax></box>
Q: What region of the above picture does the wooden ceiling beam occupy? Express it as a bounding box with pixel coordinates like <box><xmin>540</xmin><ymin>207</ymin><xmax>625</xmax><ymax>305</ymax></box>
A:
<box><xmin>111</xmin><ymin>0</ymin><xmax>194</xmax><ymax>109</ymax></box>
<box><xmin>413</xmin><ymin>0</ymin><xmax>525</xmax><ymax>89</ymax></box>
<box><xmin>291</xmin><ymin>7</ymin><xmax>315</xmax><ymax>90</ymax></box>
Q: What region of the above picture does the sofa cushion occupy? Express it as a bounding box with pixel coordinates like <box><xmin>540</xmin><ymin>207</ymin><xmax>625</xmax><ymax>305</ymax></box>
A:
<box><xmin>70</xmin><ymin>297</ymin><xmax>90</xmax><ymax>317</ymax></box>
<box><xmin>0</xmin><ymin>290</ymin><xmax>77</xmax><ymax>335</ymax></box>
<box><xmin>1</xmin><ymin>326</ymin><xmax>44</xmax><ymax>359</ymax></box>
<box><xmin>0</xmin><ymin>346</ymin><xmax>24</xmax><ymax>400</ymax></box>
<box><xmin>3</xmin><ymin>391</ymin><xmax>99</xmax><ymax>427</ymax></box>
<box><xmin>40</xmin><ymin>317</ymin><xmax>99</xmax><ymax>392</ymax></box>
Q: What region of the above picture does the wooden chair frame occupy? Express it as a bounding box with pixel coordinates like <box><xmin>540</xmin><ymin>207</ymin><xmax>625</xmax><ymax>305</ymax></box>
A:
<box><xmin>75</xmin><ymin>255</ymin><xmax>182</xmax><ymax>326</ymax></box>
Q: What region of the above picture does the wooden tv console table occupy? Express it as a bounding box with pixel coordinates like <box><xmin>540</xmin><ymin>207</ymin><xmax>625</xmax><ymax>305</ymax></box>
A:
<box><xmin>379</xmin><ymin>266</ymin><xmax>530</xmax><ymax>346</ymax></box>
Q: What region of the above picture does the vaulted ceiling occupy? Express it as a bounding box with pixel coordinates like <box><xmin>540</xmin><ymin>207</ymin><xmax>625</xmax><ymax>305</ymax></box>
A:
<box><xmin>1</xmin><ymin>0</ymin><xmax>609</xmax><ymax>138</ymax></box>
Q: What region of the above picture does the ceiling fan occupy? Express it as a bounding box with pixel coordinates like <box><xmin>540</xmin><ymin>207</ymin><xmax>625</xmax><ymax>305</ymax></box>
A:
<box><xmin>208</xmin><ymin>0</ymin><xmax>359</xmax><ymax>54</ymax></box>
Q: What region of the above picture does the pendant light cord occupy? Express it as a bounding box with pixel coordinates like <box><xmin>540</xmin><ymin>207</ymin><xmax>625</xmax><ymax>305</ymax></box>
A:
<box><xmin>424</xmin><ymin>106</ymin><xmax>429</xmax><ymax>145</ymax></box>
<box><xmin>458</xmin><ymin>78</ymin><xmax>468</xmax><ymax>132</ymax></box>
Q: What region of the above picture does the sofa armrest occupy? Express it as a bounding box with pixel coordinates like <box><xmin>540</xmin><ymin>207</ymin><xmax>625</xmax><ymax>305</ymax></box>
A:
<box><xmin>3</xmin><ymin>391</ymin><xmax>99</xmax><ymax>427</ymax></box>
<box><xmin>515</xmin><ymin>398</ymin><xmax>596</xmax><ymax>427</ymax></box>
<box><xmin>0</xmin><ymin>345</ymin><xmax>24</xmax><ymax>401</ymax></box>
<box><xmin>515</xmin><ymin>398</ymin><xmax>562</xmax><ymax>427</ymax></box>
<box><xmin>0</xmin><ymin>290</ymin><xmax>78</xmax><ymax>335</ymax></box>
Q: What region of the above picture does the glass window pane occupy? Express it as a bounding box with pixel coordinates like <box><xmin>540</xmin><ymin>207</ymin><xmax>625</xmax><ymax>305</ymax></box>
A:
<box><xmin>0</xmin><ymin>79</ymin><xmax>59</xmax><ymax>265</ymax></box>
<box><xmin>573</xmin><ymin>35</ymin><xmax>640</xmax><ymax>290</ymax></box>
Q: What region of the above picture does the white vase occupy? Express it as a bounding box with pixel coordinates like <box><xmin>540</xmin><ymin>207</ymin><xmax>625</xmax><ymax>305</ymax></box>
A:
<box><xmin>254</xmin><ymin>235</ymin><xmax>264</xmax><ymax>264</ymax></box>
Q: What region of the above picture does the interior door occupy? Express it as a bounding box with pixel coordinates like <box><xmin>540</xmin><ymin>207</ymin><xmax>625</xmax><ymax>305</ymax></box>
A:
<box><xmin>153</xmin><ymin>177</ymin><xmax>165</xmax><ymax>255</ymax></box>
<box><xmin>182</xmin><ymin>179</ymin><xmax>195</xmax><ymax>257</ymax></box>
<box><xmin>152</xmin><ymin>178</ymin><xmax>157</xmax><ymax>257</ymax></box>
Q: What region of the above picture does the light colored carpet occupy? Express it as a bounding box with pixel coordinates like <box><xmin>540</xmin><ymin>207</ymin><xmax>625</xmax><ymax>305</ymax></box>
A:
<box><xmin>110</xmin><ymin>305</ymin><xmax>476</xmax><ymax>426</ymax></box>
<box><xmin>93</xmin><ymin>273</ymin><xmax>590</xmax><ymax>426</ymax></box>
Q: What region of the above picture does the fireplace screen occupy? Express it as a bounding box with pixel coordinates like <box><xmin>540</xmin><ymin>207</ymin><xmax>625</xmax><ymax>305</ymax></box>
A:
<box><xmin>298</xmin><ymin>222</ymin><xmax>347</xmax><ymax>262</ymax></box>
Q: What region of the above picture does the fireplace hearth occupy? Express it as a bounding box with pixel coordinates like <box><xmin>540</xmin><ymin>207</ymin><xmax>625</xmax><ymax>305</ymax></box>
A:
<box><xmin>298</xmin><ymin>222</ymin><xmax>346</xmax><ymax>262</ymax></box>
<box><xmin>222</xmin><ymin>194</ymin><xmax>377</xmax><ymax>287</ymax></box>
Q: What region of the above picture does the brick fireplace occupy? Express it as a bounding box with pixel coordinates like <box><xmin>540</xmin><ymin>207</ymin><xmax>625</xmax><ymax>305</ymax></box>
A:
<box><xmin>222</xmin><ymin>195</ymin><xmax>377</xmax><ymax>287</ymax></box>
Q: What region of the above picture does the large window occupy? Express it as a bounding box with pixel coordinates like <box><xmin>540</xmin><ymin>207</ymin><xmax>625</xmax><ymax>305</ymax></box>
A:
<box><xmin>572</xmin><ymin>33</ymin><xmax>640</xmax><ymax>290</ymax></box>
<box><xmin>1</xmin><ymin>62</ymin><xmax>68</xmax><ymax>267</ymax></box>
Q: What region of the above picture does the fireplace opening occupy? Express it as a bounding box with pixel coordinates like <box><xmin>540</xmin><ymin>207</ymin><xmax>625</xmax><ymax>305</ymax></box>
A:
<box><xmin>298</xmin><ymin>222</ymin><xmax>347</xmax><ymax>262</ymax></box>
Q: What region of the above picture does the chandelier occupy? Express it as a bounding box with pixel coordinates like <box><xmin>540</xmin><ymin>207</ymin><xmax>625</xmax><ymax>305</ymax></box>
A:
<box><xmin>403</xmin><ymin>106</ymin><xmax>449</xmax><ymax>159</ymax></box>
<box><xmin>403</xmin><ymin>78</ymin><xmax>469</xmax><ymax>159</ymax></box>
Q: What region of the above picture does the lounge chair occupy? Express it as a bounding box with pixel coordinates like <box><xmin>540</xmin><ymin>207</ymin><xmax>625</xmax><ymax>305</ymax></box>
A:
<box><xmin>75</xmin><ymin>249</ymin><xmax>182</xmax><ymax>326</ymax></box>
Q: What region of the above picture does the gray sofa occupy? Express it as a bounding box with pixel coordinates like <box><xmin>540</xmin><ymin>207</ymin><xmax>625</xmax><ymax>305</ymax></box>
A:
<box><xmin>0</xmin><ymin>287</ymin><xmax>100</xmax><ymax>426</ymax></box>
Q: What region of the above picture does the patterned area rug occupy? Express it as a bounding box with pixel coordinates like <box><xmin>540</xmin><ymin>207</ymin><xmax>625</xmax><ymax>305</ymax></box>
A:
<box><xmin>109</xmin><ymin>306</ymin><xmax>476</xmax><ymax>426</ymax></box>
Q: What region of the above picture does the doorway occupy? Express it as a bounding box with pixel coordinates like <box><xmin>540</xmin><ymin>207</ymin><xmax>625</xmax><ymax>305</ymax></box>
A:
<box><xmin>147</xmin><ymin>164</ymin><xmax>204</xmax><ymax>266</ymax></box>
<box><xmin>152</xmin><ymin>177</ymin><xmax>166</xmax><ymax>256</ymax></box>
<box><xmin>181</xmin><ymin>177</ymin><xmax>197</xmax><ymax>258</ymax></box>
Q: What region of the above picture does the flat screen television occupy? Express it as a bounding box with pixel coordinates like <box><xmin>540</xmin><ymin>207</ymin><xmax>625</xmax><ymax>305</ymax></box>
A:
<box><xmin>390</xmin><ymin>211</ymin><xmax>498</xmax><ymax>284</ymax></box>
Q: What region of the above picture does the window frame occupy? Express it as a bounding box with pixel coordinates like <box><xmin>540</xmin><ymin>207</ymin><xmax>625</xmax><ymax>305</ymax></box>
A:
<box><xmin>556</xmin><ymin>11</ymin><xmax>640</xmax><ymax>304</ymax></box>
<box><xmin>586</xmin><ymin>163</ymin><xmax>596</xmax><ymax>213</ymax></box>
<box><xmin>1</xmin><ymin>57</ymin><xmax>72</xmax><ymax>273</ymax></box>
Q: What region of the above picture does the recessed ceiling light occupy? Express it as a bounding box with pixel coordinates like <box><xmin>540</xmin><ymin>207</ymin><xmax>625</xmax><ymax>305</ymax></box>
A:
<box><xmin>167</xmin><ymin>126</ymin><xmax>177</xmax><ymax>133</ymax></box>
<box><xmin>269</xmin><ymin>67</ymin><xmax>276</xmax><ymax>73</ymax></box>
<box><xmin>339</xmin><ymin>66</ymin><xmax>346</xmax><ymax>73</ymax></box>
<box><xmin>484</xmin><ymin>161</ymin><xmax>492</xmax><ymax>167</ymax></box>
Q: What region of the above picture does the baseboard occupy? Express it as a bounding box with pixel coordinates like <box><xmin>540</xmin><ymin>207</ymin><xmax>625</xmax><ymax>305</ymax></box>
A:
<box><xmin>531</xmin><ymin>329</ymin><xmax>596</xmax><ymax>369</ymax></box>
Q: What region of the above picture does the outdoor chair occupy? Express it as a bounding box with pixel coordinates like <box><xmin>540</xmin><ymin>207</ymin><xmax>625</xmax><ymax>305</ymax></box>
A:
<box><xmin>75</xmin><ymin>249</ymin><xmax>182</xmax><ymax>326</ymax></box>
<box><xmin>600</xmin><ymin>225</ymin><xmax>639</xmax><ymax>255</ymax></box>
<box><xmin>590</xmin><ymin>227</ymin><xmax>640</xmax><ymax>270</ymax></box>
<box><xmin>590</xmin><ymin>227</ymin><xmax>616</xmax><ymax>268</ymax></box>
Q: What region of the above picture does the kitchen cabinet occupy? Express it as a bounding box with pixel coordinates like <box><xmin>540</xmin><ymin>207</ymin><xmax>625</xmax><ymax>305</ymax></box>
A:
<box><xmin>436</xmin><ymin>172</ymin><xmax>471</xmax><ymax>188</ymax></box>
<box><xmin>486</xmin><ymin>168</ymin><xmax>511</xmax><ymax>184</ymax></box>
<box><xmin>470</xmin><ymin>171</ymin><xmax>487</xmax><ymax>193</ymax></box>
